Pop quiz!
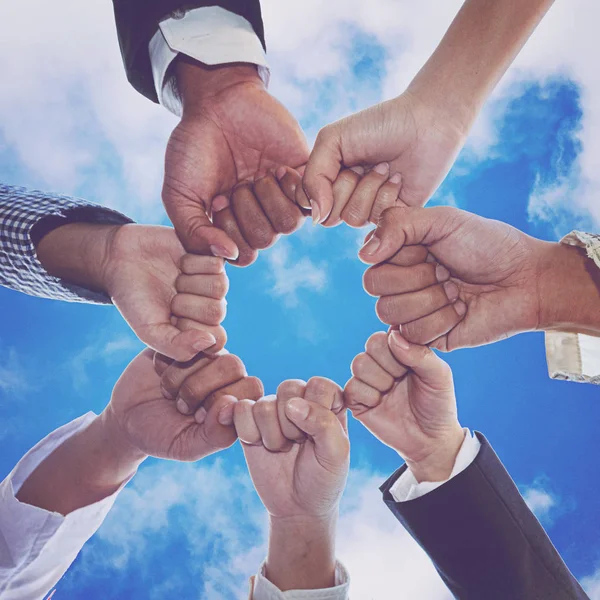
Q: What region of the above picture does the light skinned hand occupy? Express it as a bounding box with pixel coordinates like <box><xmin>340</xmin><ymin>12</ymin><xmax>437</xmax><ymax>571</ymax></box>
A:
<box><xmin>360</xmin><ymin>206</ymin><xmax>544</xmax><ymax>351</ymax></box>
<box><xmin>234</xmin><ymin>377</ymin><xmax>349</xmax><ymax>521</ymax></box>
<box><xmin>345</xmin><ymin>330</ymin><xmax>464</xmax><ymax>482</ymax></box>
<box><xmin>302</xmin><ymin>91</ymin><xmax>467</xmax><ymax>225</ymax></box>
<box><xmin>104</xmin><ymin>350</ymin><xmax>262</xmax><ymax>462</ymax></box>
<box><xmin>163</xmin><ymin>60</ymin><xmax>309</xmax><ymax>266</ymax></box>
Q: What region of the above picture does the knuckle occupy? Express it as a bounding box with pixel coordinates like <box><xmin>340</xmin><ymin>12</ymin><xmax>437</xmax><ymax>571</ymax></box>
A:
<box><xmin>204</xmin><ymin>300</ymin><xmax>226</xmax><ymax>325</ymax></box>
<box><xmin>217</xmin><ymin>354</ymin><xmax>246</xmax><ymax>378</ymax></box>
<box><xmin>212</xmin><ymin>275</ymin><xmax>229</xmax><ymax>298</ymax></box>
<box><xmin>401</xmin><ymin>321</ymin><xmax>426</xmax><ymax>344</ymax></box>
<box><xmin>365</xmin><ymin>331</ymin><xmax>387</xmax><ymax>354</ymax></box>
<box><xmin>362</xmin><ymin>268</ymin><xmax>380</xmax><ymax>295</ymax></box>
<box><xmin>350</xmin><ymin>353</ymin><xmax>370</xmax><ymax>377</ymax></box>
<box><xmin>160</xmin><ymin>369</ymin><xmax>180</xmax><ymax>395</ymax></box>
<box><xmin>307</xmin><ymin>376</ymin><xmax>337</xmax><ymax>396</ymax></box>
<box><xmin>253</xmin><ymin>397</ymin><xmax>276</xmax><ymax>418</ymax></box>
<box><xmin>342</xmin><ymin>205</ymin><xmax>367</xmax><ymax>227</ymax></box>
<box><xmin>170</xmin><ymin>294</ymin><xmax>185</xmax><ymax>316</ymax></box>
<box><xmin>275</xmin><ymin>212</ymin><xmax>302</xmax><ymax>235</ymax></box>
<box><xmin>244</xmin><ymin>376</ymin><xmax>265</xmax><ymax>400</ymax></box>
<box><xmin>375</xmin><ymin>297</ymin><xmax>395</xmax><ymax>325</ymax></box>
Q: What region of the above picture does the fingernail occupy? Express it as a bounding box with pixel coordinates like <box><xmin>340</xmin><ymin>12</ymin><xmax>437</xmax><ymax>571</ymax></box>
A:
<box><xmin>389</xmin><ymin>330</ymin><xmax>410</xmax><ymax>351</ymax></box>
<box><xmin>436</xmin><ymin>264</ymin><xmax>450</xmax><ymax>282</ymax></box>
<box><xmin>210</xmin><ymin>244</ymin><xmax>239</xmax><ymax>261</ymax></box>
<box><xmin>350</xmin><ymin>166</ymin><xmax>365</xmax><ymax>175</ymax></box>
<box><xmin>194</xmin><ymin>407</ymin><xmax>207</xmax><ymax>424</ymax></box>
<box><xmin>455</xmin><ymin>300</ymin><xmax>467</xmax><ymax>316</ymax></box>
<box><xmin>373</xmin><ymin>162</ymin><xmax>390</xmax><ymax>176</ymax></box>
<box><xmin>310</xmin><ymin>200</ymin><xmax>321</xmax><ymax>225</ymax></box>
<box><xmin>443</xmin><ymin>280</ymin><xmax>459</xmax><ymax>302</ymax></box>
<box><xmin>176</xmin><ymin>398</ymin><xmax>190</xmax><ymax>415</ymax></box>
<box><xmin>276</xmin><ymin>166</ymin><xmax>287</xmax><ymax>181</ymax></box>
<box><xmin>389</xmin><ymin>173</ymin><xmax>402</xmax><ymax>185</ymax></box>
<box><xmin>360</xmin><ymin>233</ymin><xmax>381</xmax><ymax>256</ymax></box>
<box><xmin>161</xmin><ymin>384</ymin><xmax>175</xmax><ymax>401</ymax></box>
<box><xmin>286</xmin><ymin>397</ymin><xmax>310</xmax><ymax>420</ymax></box>
<box><xmin>212</xmin><ymin>196</ymin><xmax>229</xmax><ymax>213</ymax></box>
<box><xmin>218</xmin><ymin>403</ymin><xmax>235</xmax><ymax>426</ymax></box>
<box><xmin>193</xmin><ymin>334</ymin><xmax>217</xmax><ymax>352</ymax></box>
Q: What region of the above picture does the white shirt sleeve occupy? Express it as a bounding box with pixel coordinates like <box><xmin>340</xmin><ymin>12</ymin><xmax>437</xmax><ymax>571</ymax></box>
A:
<box><xmin>250</xmin><ymin>561</ymin><xmax>350</xmax><ymax>600</ymax></box>
<box><xmin>545</xmin><ymin>231</ymin><xmax>600</xmax><ymax>385</ymax></box>
<box><xmin>0</xmin><ymin>413</ymin><xmax>133</xmax><ymax>600</ymax></box>
<box><xmin>148</xmin><ymin>6</ymin><xmax>270</xmax><ymax>116</ymax></box>
<box><xmin>389</xmin><ymin>429</ymin><xmax>481</xmax><ymax>503</ymax></box>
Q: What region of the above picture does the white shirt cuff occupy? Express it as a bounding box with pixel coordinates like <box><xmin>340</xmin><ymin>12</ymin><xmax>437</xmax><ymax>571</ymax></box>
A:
<box><xmin>389</xmin><ymin>429</ymin><xmax>481</xmax><ymax>503</ymax></box>
<box><xmin>251</xmin><ymin>561</ymin><xmax>350</xmax><ymax>600</ymax></box>
<box><xmin>0</xmin><ymin>413</ymin><xmax>133</xmax><ymax>600</ymax></box>
<box><xmin>149</xmin><ymin>6</ymin><xmax>270</xmax><ymax>116</ymax></box>
<box><xmin>545</xmin><ymin>231</ymin><xmax>600</xmax><ymax>385</ymax></box>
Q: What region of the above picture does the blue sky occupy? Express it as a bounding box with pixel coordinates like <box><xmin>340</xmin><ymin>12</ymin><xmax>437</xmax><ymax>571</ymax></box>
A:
<box><xmin>1</xmin><ymin>2</ymin><xmax>600</xmax><ymax>598</ymax></box>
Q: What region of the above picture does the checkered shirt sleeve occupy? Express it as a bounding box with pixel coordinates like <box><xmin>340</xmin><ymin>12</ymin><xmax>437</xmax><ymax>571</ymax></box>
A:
<box><xmin>0</xmin><ymin>184</ymin><xmax>133</xmax><ymax>304</ymax></box>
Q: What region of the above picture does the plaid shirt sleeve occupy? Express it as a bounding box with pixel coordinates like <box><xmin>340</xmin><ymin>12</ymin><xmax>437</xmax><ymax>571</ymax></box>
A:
<box><xmin>0</xmin><ymin>184</ymin><xmax>134</xmax><ymax>305</ymax></box>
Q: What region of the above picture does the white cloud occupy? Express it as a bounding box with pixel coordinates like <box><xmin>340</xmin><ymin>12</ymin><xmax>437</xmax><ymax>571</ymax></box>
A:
<box><xmin>582</xmin><ymin>566</ymin><xmax>600</xmax><ymax>599</ymax></box>
<box><xmin>0</xmin><ymin>347</ymin><xmax>30</xmax><ymax>395</ymax></box>
<box><xmin>519</xmin><ymin>476</ymin><xmax>567</xmax><ymax>527</ymax></box>
<box><xmin>265</xmin><ymin>240</ymin><xmax>327</xmax><ymax>307</ymax></box>
<box><xmin>523</xmin><ymin>487</ymin><xmax>557</xmax><ymax>522</ymax></box>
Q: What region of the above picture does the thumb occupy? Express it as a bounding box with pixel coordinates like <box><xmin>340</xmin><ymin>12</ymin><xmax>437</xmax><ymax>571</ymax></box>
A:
<box><xmin>303</xmin><ymin>126</ymin><xmax>343</xmax><ymax>224</ymax></box>
<box><xmin>143</xmin><ymin>323</ymin><xmax>217</xmax><ymax>363</ymax></box>
<box><xmin>285</xmin><ymin>398</ymin><xmax>349</xmax><ymax>467</ymax></box>
<box><xmin>163</xmin><ymin>188</ymin><xmax>239</xmax><ymax>260</ymax></box>
<box><xmin>387</xmin><ymin>331</ymin><xmax>453</xmax><ymax>389</ymax></box>
<box><xmin>358</xmin><ymin>206</ymin><xmax>455</xmax><ymax>265</ymax></box>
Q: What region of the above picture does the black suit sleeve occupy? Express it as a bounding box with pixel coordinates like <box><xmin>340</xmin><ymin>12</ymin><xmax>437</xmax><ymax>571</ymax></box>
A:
<box><xmin>111</xmin><ymin>1</ymin><xmax>265</xmax><ymax>103</ymax></box>
<box><xmin>380</xmin><ymin>433</ymin><xmax>588</xmax><ymax>600</ymax></box>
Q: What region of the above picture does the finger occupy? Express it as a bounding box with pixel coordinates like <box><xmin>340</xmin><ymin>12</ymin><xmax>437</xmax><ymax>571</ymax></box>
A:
<box><xmin>153</xmin><ymin>352</ymin><xmax>173</xmax><ymax>377</ymax></box>
<box><xmin>276</xmin><ymin>166</ymin><xmax>303</xmax><ymax>202</ymax></box>
<box><xmin>173</xmin><ymin>318</ymin><xmax>227</xmax><ymax>354</ymax></box>
<box><xmin>399</xmin><ymin>301</ymin><xmax>467</xmax><ymax>346</ymax></box>
<box><xmin>159</xmin><ymin>353</ymin><xmax>214</xmax><ymax>400</ymax></box>
<box><xmin>341</xmin><ymin>162</ymin><xmax>389</xmax><ymax>228</ymax></box>
<box><xmin>387</xmin><ymin>245</ymin><xmax>430</xmax><ymax>267</ymax></box>
<box><xmin>303</xmin><ymin>125</ymin><xmax>344</xmax><ymax>224</ymax></box>
<box><xmin>231</xmin><ymin>184</ymin><xmax>278</xmax><ymax>250</ymax></box>
<box><xmin>376</xmin><ymin>282</ymin><xmax>459</xmax><ymax>325</ymax></box>
<box><xmin>364</xmin><ymin>331</ymin><xmax>408</xmax><ymax>379</ymax></box>
<box><xmin>363</xmin><ymin>263</ymin><xmax>447</xmax><ymax>297</ymax></box>
<box><xmin>343</xmin><ymin>377</ymin><xmax>382</xmax><ymax>411</ymax></box>
<box><xmin>140</xmin><ymin>323</ymin><xmax>217</xmax><ymax>363</ymax></box>
<box><xmin>359</xmin><ymin>206</ymin><xmax>459</xmax><ymax>264</ymax></box>
<box><xmin>234</xmin><ymin>398</ymin><xmax>261</xmax><ymax>445</ymax></box>
<box><xmin>195</xmin><ymin>394</ymin><xmax>239</xmax><ymax>456</ymax></box>
<box><xmin>211</xmin><ymin>376</ymin><xmax>264</xmax><ymax>407</ymax></box>
<box><xmin>304</xmin><ymin>377</ymin><xmax>344</xmax><ymax>413</ymax></box>
<box><xmin>171</xmin><ymin>294</ymin><xmax>227</xmax><ymax>326</ymax></box>
<box><xmin>255</xmin><ymin>174</ymin><xmax>305</xmax><ymax>235</ymax></box>
<box><xmin>162</xmin><ymin>188</ymin><xmax>239</xmax><ymax>261</ymax></box>
<box><xmin>175</xmin><ymin>273</ymin><xmax>229</xmax><ymax>300</ymax></box>
<box><xmin>253</xmin><ymin>396</ymin><xmax>294</xmax><ymax>452</ymax></box>
<box><xmin>285</xmin><ymin>398</ymin><xmax>350</xmax><ymax>468</ymax></box>
<box><xmin>163</xmin><ymin>354</ymin><xmax>246</xmax><ymax>414</ymax></box>
<box><xmin>276</xmin><ymin>379</ymin><xmax>307</xmax><ymax>442</ymax></box>
<box><xmin>350</xmin><ymin>353</ymin><xmax>394</xmax><ymax>393</ymax></box>
<box><xmin>369</xmin><ymin>173</ymin><xmax>402</xmax><ymax>225</ymax></box>
<box><xmin>322</xmin><ymin>169</ymin><xmax>360</xmax><ymax>228</ymax></box>
<box><xmin>179</xmin><ymin>255</ymin><xmax>225</xmax><ymax>276</ymax></box>
<box><xmin>388</xmin><ymin>331</ymin><xmax>453</xmax><ymax>387</ymax></box>
<box><xmin>212</xmin><ymin>205</ymin><xmax>258</xmax><ymax>267</ymax></box>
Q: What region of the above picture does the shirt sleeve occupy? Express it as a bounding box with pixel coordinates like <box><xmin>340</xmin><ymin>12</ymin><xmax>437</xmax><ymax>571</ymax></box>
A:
<box><xmin>250</xmin><ymin>561</ymin><xmax>350</xmax><ymax>600</ymax></box>
<box><xmin>149</xmin><ymin>6</ymin><xmax>269</xmax><ymax>116</ymax></box>
<box><xmin>545</xmin><ymin>230</ymin><xmax>600</xmax><ymax>385</ymax></box>
<box><xmin>0</xmin><ymin>413</ymin><xmax>133</xmax><ymax>600</ymax></box>
<box><xmin>0</xmin><ymin>183</ymin><xmax>133</xmax><ymax>305</ymax></box>
<box><xmin>389</xmin><ymin>429</ymin><xmax>481</xmax><ymax>502</ymax></box>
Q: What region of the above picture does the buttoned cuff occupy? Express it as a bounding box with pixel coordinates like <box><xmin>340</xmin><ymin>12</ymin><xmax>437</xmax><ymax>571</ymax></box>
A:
<box><xmin>250</xmin><ymin>561</ymin><xmax>350</xmax><ymax>600</ymax></box>
<box><xmin>545</xmin><ymin>231</ymin><xmax>600</xmax><ymax>385</ymax></box>
<box><xmin>149</xmin><ymin>6</ymin><xmax>270</xmax><ymax>117</ymax></box>
<box><xmin>389</xmin><ymin>429</ymin><xmax>480</xmax><ymax>502</ymax></box>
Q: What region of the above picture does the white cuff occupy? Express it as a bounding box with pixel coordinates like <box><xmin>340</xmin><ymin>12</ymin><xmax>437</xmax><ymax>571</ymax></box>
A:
<box><xmin>149</xmin><ymin>6</ymin><xmax>270</xmax><ymax>116</ymax></box>
<box><xmin>0</xmin><ymin>414</ymin><xmax>133</xmax><ymax>600</ymax></box>
<box><xmin>389</xmin><ymin>429</ymin><xmax>481</xmax><ymax>502</ymax></box>
<box><xmin>545</xmin><ymin>231</ymin><xmax>600</xmax><ymax>385</ymax></box>
<box><xmin>251</xmin><ymin>561</ymin><xmax>350</xmax><ymax>600</ymax></box>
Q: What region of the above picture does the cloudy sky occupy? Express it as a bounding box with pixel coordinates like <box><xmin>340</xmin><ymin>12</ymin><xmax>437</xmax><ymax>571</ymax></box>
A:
<box><xmin>1</xmin><ymin>0</ymin><xmax>600</xmax><ymax>598</ymax></box>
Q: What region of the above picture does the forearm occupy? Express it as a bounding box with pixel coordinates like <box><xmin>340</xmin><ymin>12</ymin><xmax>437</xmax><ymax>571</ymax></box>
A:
<box><xmin>408</xmin><ymin>0</ymin><xmax>554</xmax><ymax>131</ymax></box>
<box><xmin>265</xmin><ymin>515</ymin><xmax>337</xmax><ymax>591</ymax></box>
<box><xmin>16</xmin><ymin>411</ymin><xmax>146</xmax><ymax>516</ymax></box>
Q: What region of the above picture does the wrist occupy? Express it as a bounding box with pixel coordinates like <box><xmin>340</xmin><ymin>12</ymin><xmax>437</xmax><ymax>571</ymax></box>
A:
<box><xmin>175</xmin><ymin>57</ymin><xmax>262</xmax><ymax>115</ymax></box>
<box><xmin>536</xmin><ymin>240</ymin><xmax>600</xmax><ymax>336</ymax></box>
<box><xmin>404</xmin><ymin>426</ymin><xmax>466</xmax><ymax>483</ymax></box>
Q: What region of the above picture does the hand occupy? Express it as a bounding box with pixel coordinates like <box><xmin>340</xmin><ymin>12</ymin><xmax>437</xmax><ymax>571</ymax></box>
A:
<box><xmin>359</xmin><ymin>206</ymin><xmax>545</xmax><ymax>350</ymax></box>
<box><xmin>234</xmin><ymin>378</ymin><xmax>349</xmax><ymax>521</ymax></box>
<box><xmin>163</xmin><ymin>60</ymin><xmax>309</xmax><ymax>266</ymax></box>
<box><xmin>302</xmin><ymin>91</ymin><xmax>467</xmax><ymax>225</ymax></box>
<box><xmin>104</xmin><ymin>350</ymin><xmax>263</xmax><ymax>461</ymax></box>
<box><xmin>345</xmin><ymin>330</ymin><xmax>464</xmax><ymax>482</ymax></box>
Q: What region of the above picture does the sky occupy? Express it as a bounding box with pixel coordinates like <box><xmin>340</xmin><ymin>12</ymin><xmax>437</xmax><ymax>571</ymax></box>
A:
<box><xmin>0</xmin><ymin>0</ymin><xmax>600</xmax><ymax>598</ymax></box>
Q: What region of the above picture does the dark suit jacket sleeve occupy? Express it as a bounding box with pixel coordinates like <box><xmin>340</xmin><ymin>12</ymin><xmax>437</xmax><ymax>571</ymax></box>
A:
<box><xmin>380</xmin><ymin>432</ymin><xmax>588</xmax><ymax>600</ymax></box>
<box><xmin>111</xmin><ymin>1</ymin><xmax>265</xmax><ymax>103</ymax></box>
